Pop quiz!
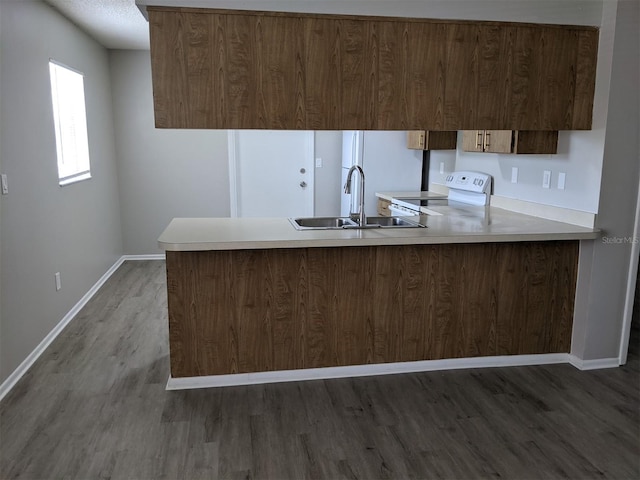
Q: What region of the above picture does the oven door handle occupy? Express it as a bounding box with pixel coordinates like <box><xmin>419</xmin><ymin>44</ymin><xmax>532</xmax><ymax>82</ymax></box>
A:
<box><xmin>388</xmin><ymin>203</ymin><xmax>420</xmax><ymax>216</ymax></box>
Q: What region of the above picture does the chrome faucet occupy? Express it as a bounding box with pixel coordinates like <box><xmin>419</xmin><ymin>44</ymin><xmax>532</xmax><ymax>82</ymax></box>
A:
<box><xmin>344</xmin><ymin>165</ymin><xmax>366</xmax><ymax>226</ymax></box>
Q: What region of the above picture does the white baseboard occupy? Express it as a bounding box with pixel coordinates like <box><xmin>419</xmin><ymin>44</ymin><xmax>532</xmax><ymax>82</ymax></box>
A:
<box><xmin>568</xmin><ymin>355</ymin><xmax>620</xmax><ymax>370</ymax></box>
<box><xmin>0</xmin><ymin>254</ymin><xmax>165</xmax><ymax>402</ymax></box>
<box><xmin>166</xmin><ymin>353</ymin><xmax>572</xmax><ymax>390</ymax></box>
<box><xmin>122</xmin><ymin>253</ymin><xmax>165</xmax><ymax>261</ymax></box>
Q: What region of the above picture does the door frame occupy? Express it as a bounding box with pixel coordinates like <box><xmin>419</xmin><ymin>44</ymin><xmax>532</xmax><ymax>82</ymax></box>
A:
<box><xmin>228</xmin><ymin>130</ymin><xmax>315</xmax><ymax>218</ymax></box>
<box><xmin>227</xmin><ymin>131</ymin><xmax>238</xmax><ymax>218</ymax></box>
<box><xmin>618</xmin><ymin>173</ymin><xmax>640</xmax><ymax>364</ymax></box>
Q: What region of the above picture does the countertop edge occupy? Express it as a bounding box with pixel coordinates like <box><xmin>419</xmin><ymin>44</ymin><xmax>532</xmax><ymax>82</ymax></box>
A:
<box><xmin>158</xmin><ymin>230</ymin><xmax>600</xmax><ymax>252</ymax></box>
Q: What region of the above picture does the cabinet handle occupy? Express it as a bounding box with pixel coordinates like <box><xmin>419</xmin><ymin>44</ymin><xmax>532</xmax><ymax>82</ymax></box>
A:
<box><xmin>476</xmin><ymin>131</ymin><xmax>483</xmax><ymax>149</ymax></box>
<box><xmin>484</xmin><ymin>131</ymin><xmax>491</xmax><ymax>149</ymax></box>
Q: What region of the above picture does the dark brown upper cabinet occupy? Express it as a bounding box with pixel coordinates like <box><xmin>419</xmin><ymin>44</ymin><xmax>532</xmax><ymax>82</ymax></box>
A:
<box><xmin>461</xmin><ymin>130</ymin><xmax>559</xmax><ymax>154</ymax></box>
<box><xmin>148</xmin><ymin>7</ymin><xmax>598</xmax><ymax>131</ymax></box>
<box><xmin>407</xmin><ymin>131</ymin><xmax>457</xmax><ymax>150</ymax></box>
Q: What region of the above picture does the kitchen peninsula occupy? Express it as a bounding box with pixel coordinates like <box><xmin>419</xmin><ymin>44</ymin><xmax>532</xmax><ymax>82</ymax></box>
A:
<box><xmin>158</xmin><ymin>208</ymin><xmax>599</xmax><ymax>389</ymax></box>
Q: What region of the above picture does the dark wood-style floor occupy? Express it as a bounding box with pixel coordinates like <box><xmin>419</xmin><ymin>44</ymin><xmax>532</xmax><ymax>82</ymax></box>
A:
<box><xmin>1</xmin><ymin>260</ymin><xmax>638</xmax><ymax>480</ymax></box>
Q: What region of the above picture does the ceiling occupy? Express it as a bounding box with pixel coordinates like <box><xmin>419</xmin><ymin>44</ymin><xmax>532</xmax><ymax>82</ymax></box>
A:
<box><xmin>42</xmin><ymin>0</ymin><xmax>603</xmax><ymax>51</ymax></box>
<box><xmin>44</xmin><ymin>0</ymin><xmax>150</xmax><ymax>50</ymax></box>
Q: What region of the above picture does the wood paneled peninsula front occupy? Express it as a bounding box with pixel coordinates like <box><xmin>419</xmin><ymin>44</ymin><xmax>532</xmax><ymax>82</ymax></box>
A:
<box><xmin>159</xmin><ymin>209</ymin><xmax>598</xmax><ymax>383</ymax></box>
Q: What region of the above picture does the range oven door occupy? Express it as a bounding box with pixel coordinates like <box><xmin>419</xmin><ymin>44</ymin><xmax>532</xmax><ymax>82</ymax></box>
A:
<box><xmin>388</xmin><ymin>203</ymin><xmax>420</xmax><ymax>216</ymax></box>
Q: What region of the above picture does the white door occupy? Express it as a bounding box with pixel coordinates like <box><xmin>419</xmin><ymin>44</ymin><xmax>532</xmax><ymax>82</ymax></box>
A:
<box><xmin>229</xmin><ymin>130</ymin><xmax>314</xmax><ymax>217</ymax></box>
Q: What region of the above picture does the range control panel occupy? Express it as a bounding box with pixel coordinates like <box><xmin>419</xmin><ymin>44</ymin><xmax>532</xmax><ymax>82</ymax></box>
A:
<box><xmin>445</xmin><ymin>171</ymin><xmax>492</xmax><ymax>194</ymax></box>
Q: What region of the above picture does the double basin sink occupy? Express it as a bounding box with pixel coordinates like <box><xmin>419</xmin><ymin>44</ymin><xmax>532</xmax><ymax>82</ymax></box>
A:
<box><xmin>290</xmin><ymin>216</ymin><xmax>424</xmax><ymax>230</ymax></box>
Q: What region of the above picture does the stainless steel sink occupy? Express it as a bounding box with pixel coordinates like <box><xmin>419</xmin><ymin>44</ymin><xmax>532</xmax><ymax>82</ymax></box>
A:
<box><xmin>363</xmin><ymin>216</ymin><xmax>424</xmax><ymax>228</ymax></box>
<box><xmin>290</xmin><ymin>217</ymin><xmax>357</xmax><ymax>229</ymax></box>
<box><xmin>289</xmin><ymin>216</ymin><xmax>424</xmax><ymax>230</ymax></box>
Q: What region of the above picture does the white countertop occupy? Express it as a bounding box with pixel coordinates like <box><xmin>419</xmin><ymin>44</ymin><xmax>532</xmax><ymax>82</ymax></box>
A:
<box><xmin>158</xmin><ymin>206</ymin><xmax>600</xmax><ymax>251</ymax></box>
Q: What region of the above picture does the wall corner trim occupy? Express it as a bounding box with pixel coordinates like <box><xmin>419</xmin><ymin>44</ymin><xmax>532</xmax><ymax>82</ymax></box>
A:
<box><xmin>0</xmin><ymin>254</ymin><xmax>165</xmax><ymax>402</ymax></box>
<box><xmin>568</xmin><ymin>355</ymin><xmax>620</xmax><ymax>370</ymax></box>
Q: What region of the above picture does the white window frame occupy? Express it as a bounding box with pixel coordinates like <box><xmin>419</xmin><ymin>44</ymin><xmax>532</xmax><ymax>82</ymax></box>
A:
<box><xmin>49</xmin><ymin>60</ymin><xmax>91</xmax><ymax>186</ymax></box>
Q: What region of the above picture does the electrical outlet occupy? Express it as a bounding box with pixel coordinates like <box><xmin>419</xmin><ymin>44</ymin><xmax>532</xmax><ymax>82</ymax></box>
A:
<box><xmin>542</xmin><ymin>170</ymin><xmax>551</xmax><ymax>189</ymax></box>
<box><xmin>558</xmin><ymin>172</ymin><xmax>566</xmax><ymax>190</ymax></box>
<box><xmin>511</xmin><ymin>167</ymin><xmax>518</xmax><ymax>184</ymax></box>
<box><xmin>55</xmin><ymin>272</ymin><xmax>62</xmax><ymax>291</ymax></box>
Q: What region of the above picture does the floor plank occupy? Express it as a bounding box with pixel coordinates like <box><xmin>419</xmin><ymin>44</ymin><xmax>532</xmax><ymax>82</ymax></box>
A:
<box><xmin>1</xmin><ymin>260</ymin><xmax>638</xmax><ymax>479</ymax></box>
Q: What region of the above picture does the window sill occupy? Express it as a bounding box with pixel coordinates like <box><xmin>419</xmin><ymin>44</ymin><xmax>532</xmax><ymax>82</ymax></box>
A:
<box><xmin>59</xmin><ymin>172</ymin><xmax>91</xmax><ymax>186</ymax></box>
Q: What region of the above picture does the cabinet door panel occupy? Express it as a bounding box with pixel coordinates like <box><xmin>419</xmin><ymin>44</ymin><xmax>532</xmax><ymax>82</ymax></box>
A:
<box><xmin>443</xmin><ymin>24</ymin><xmax>479</xmax><ymax>129</ymax></box>
<box><xmin>182</xmin><ymin>12</ymin><xmax>216</xmax><ymax>128</ymax></box>
<box><xmin>477</xmin><ymin>25</ymin><xmax>515</xmax><ymax>126</ymax></box>
<box><xmin>377</xmin><ymin>21</ymin><xmax>408</xmax><ymax>129</ymax></box>
<box><xmin>535</xmin><ymin>27</ymin><xmax>577</xmax><ymax>130</ymax></box>
<box><xmin>573</xmin><ymin>29</ymin><xmax>599</xmax><ymax>130</ymax></box>
<box><xmin>149</xmin><ymin>10</ymin><xmax>190</xmax><ymax>128</ymax></box>
<box><xmin>340</xmin><ymin>19</ymin><xmax>378</xmax><ymax>129</ymax></box>
<box><xmin>461</xmin><ymin>130</ymin><xmax>485</xmax><ymax>152</ymax></box>
<box><xmin>304</xmin><ymin>18</ymin><xmax>377</xmax><ymax>129</ymax></box>
<box><xmin>513</xmin><ymin>130</ymin><xmax>558</xmax><ymax>154</ymax></box>
<box><xmin>377</xmin><ymin>198</ymin><xmax>391</xmax><ymax>216</ymax></box>
<box><xmin>252</xmin><ymin>15</ymin><xmax>305</xmax><ymax>128</ymax></box>
<box><xmin>303</xmin><ymin>18</ymin><xmax>340</xmax><ymax>129</ymax></box>
<box><xmin>407</xmin><ymin>130</ymin><xmax>426</xmax><ymax>149</ymax></box>
<box><xmin>511</xmin><ymin>27</ymin><xmax>540</xmax><ymax>129</ymax></box>
<box><xmin>484</xmin><ymin>130</ymin><xmax>513</xmax><ymax>153</ymax></box>
<box><xmin>511</xmin><ymin>26</ymin><xmax>578</xmax><ymax>129</ymax></box>
<box><xmin>224</xmin><ymin>14</ymin><xmax>260</xmax><ymax>127</ymax></box>
<box><xmin>405</xmin><ymin>22</ymin><xmax>447</xmax><ymax>129</ymax></box>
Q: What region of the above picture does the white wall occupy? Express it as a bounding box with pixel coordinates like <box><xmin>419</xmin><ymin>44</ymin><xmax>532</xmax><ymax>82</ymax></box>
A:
<box><xmin>109</xmin><ymin>50</ymin><xmax>230</xmax><ymax>254</ymax></box>
<box><xmin>0</xmin><ymin>1</ymin><xmax>123</xmax><ymax>383</ymax></box>
<box><xmin>435</xmin><ymin>129</ymin><xmax>607</xmax><ymax>212</ymax></box>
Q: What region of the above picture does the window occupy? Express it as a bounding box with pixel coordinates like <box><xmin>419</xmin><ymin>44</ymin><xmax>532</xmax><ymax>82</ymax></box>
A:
<box><xmin>49</xmin><ymin>60</ymin><xmax>91</xmax><ymax>186</ymax></box>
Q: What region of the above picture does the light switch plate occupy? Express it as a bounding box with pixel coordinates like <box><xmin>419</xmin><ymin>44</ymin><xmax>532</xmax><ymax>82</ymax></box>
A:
<box><xmin>543</xmin><ymin>170</ymin><xmax>551</xmax><ymax>189</ymax></box>
<box><xmin>1</xmin><ymin>174</ymin><xmax>7</xmax><ymax>195</ymax></box>
<box><xmin>511</xmin><ymin>167</ymin><xmax>518</xmax><ymax>184</ymax></box>
<box><xmin>558</xmin><ymin>172</ymin><xmax>566</xmax><ymax>190</ymax></box>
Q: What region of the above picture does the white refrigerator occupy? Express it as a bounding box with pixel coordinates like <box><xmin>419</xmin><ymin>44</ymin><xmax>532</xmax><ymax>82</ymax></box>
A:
<box><xmin>341</xmin><ymin>131</ymin><xmax>424</xmax><ymax>217</ymax></box>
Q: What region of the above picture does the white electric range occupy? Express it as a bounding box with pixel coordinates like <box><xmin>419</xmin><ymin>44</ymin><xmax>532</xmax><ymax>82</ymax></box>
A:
<box><xmin>389</xmin><ymin>171</ymin><xmax>492</xmax><ymax>216</ymax></box>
